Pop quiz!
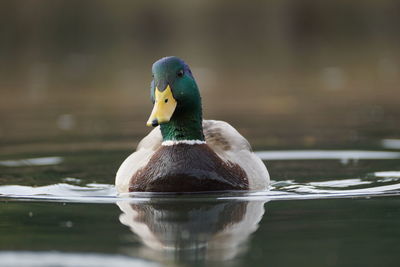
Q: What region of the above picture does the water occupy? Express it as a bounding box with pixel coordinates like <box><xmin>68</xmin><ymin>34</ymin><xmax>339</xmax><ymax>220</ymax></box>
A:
<box><xmin>1</xmin><ymin>148</ymin><xmax>400</xmax><ymax>267</ymax></box>
<box><xmin>1</xmin><ymin>152</ymin><xmax>400</xmax><ymax>203</ymax></box>
<box><xmin>2</xmin><ymin>95</ymin><xmax>400</xmax><ymax>267</ymax></box>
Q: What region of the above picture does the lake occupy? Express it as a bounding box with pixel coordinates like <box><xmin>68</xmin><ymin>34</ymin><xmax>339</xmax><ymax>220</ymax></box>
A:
<box><xmin>1</xmin><ymin>105</ymin><xmax>400</xmax><ymax>266</ymax></box>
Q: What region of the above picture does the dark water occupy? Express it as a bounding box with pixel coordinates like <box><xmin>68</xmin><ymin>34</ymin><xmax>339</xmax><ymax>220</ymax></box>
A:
<box><xmin>1</xmin><ymin>196</ymin><xmax>399</xmax><ymax>267</ymax></box>
<box><xmin>1</xmin><ymin>95</ymin><xmax>400</xmax><ymax>267</ymax></box>
<box><xmin>1</xmin><ymin>143</ymin><xmax>400</xmax><ymax>267</ymax></box>
<box><xmin>2</xmin><ymin>85</ymin><xmax>400</xmax><ymax>267</ymax></box>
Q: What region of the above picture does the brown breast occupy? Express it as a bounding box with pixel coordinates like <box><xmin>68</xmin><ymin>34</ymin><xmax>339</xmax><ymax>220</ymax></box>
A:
<box><xmin>130</xmin><ymin>144</ymin><xmax>248</xmax><ymax>192</ymax></box>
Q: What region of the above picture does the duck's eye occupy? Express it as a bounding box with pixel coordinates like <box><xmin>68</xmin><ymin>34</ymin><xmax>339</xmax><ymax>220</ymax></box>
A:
<box><xmin>177</xmin><ymin>70</ymin><xmax>184</xmax><ymax>78</ymax></box>
<box><xmin>151</xmin><ymin>74</ymin><xmax>154</xmax><ymax>78</ymax></box>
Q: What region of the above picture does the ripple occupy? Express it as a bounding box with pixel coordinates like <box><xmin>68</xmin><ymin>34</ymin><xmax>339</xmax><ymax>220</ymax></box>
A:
<box><xmin>1</xmin><ymin>150</ymin><xmax>400</xmax><ymax>203</ymax></box>
<box><xmin>0</xmin><ymin>183</ymin><xmax>117</xmax><ymax>203</ymax></box>
<box><xmin>1</xmin><ymin>175</ymin><xmax>399</xmax><ymax>203</ymax></box>
<box><xmin>0</xmin><ymin>251</ymin><xmax>159</xmax><ymax>267</ymax></box>
<box><xmin>382</xmin><ymin>139</ymin><xmax>400</xmax><ymax>150</ymax></box>
<box><xmin>308</xmin><ymin>178</ymin><xmax>372</xmax><ymax>188</ymax></box>
<box><xmin>255</xmin><ymin>150</ymin><xmax>400</xmax><ymax>161</ymax></box>
<box><xmin>373</xmin><ymin>171</ymin><xmax>400</xmax><ymax>178</ymax></box>
<box><xmin>0</xmin><ymin>157</ymin><xmax>63</xmax><ymax>167</ymax></box>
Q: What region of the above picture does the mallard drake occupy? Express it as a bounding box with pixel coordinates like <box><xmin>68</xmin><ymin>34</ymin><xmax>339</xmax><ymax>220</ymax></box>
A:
<box><xmin>115</xmin><ymin>56</ymin><xmax>269</xmax><ymax>192</ymax></box>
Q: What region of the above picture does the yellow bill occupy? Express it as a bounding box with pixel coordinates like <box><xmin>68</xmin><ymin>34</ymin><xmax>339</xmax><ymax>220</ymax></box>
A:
<box><xmin>146</xmin><ymin>85</ymin><xmax>177</xmax><ymax>127</ymax></box>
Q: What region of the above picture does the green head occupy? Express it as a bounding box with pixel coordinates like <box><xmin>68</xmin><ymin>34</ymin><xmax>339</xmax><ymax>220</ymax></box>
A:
<box><xmin>147</xmin><ymin>56</ymin><xmax>204</xmax><ymax>141</ymax></box>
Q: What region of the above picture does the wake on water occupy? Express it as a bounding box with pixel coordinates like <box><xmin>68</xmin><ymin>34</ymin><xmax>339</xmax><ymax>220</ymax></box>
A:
<box><xmin>1</xmin><ymin>150</ymin><xmax>400</xmax><ymax>204</ymax></box>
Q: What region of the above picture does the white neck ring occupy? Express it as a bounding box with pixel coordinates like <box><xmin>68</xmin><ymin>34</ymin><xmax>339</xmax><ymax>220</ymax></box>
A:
<box><xmin>162</xmin><ymin>140</ymin><xmax>206</xmax><ymax>146</ymax></box>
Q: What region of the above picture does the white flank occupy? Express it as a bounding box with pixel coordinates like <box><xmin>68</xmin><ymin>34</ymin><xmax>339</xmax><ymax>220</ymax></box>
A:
<box><xmin>162</xmin><ymin>140</ymin><xmax>206</xmax><ymax>146</ymax></box>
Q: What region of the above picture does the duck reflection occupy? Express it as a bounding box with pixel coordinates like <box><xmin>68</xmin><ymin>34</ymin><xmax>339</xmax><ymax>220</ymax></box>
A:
<box><xmin>117</xmin><ymin>198</ymin><xmax>267</xmax><ymax>263</ymax></box>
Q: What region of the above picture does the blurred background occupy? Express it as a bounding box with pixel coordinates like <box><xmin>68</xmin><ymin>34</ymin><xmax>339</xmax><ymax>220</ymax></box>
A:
<box><xmin>1</xmin><ymin>0</ymin><xmax>400</xmax><ymax>156</ymax></box>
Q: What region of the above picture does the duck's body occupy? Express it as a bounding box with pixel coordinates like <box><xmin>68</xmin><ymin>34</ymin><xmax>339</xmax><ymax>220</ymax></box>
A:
<box><xmin>116</xmin><ymin>120</ymin><xmax>269</xmax><ymax>192</ymax></box>
<box><xmin>115</xmin><ymin>57</ymin><xmax>269</xmax><ymax>193</ymax></box>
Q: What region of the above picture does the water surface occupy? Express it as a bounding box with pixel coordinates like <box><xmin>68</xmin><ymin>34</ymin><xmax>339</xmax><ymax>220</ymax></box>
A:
<box><xmin>1</xmin><ymin>147</ymin><xmax>400</xmax><ymax>267</ymax></box>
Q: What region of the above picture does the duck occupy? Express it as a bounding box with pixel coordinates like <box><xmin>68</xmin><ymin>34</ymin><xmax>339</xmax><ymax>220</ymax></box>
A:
<box><xmin>115</xmin><ymin>56</ymin><xmax>269</xmax><ymax>193</ymax></box>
